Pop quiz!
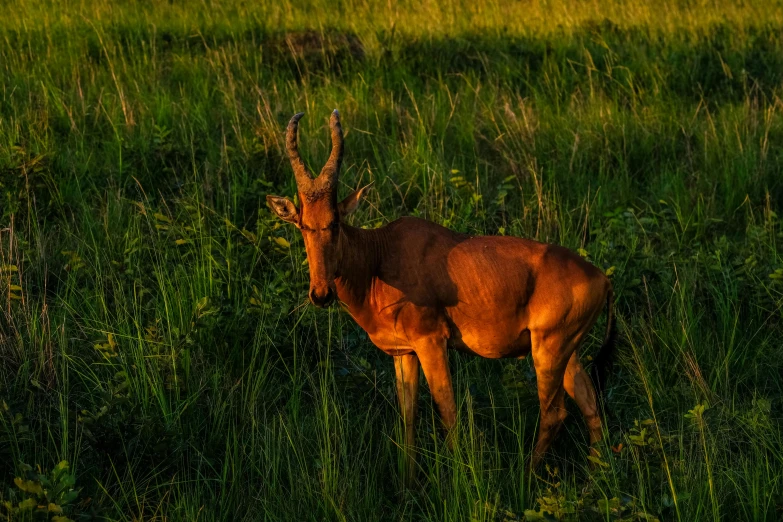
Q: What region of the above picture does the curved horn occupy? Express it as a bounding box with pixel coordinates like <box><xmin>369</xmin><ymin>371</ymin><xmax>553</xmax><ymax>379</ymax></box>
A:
<box><xmin>286</xmin><ymin>112</ymin><xmax>314</xmax><ymax>188</ymax></box>
<box><xmin>318</xmin><ymin>109</ymin><xmax>344</xmax><ymax>184</ymax></box>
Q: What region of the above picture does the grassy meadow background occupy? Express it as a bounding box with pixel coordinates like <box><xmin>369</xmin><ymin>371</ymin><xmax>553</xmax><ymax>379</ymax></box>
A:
<box><xmin>1</xmin><ymin>0</ymin><xmax>783</xmax><ymax>519</ymax></box>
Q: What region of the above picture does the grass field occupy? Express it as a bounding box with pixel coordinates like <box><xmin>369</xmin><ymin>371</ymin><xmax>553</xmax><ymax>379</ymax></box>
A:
<box><xmin>1</xmin><ymin>0</ymin><xmax>783</xmax><ymax>520</ymax></box>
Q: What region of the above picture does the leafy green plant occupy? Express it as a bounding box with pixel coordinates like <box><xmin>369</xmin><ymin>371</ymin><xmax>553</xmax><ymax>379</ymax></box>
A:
<box><xmin>1</xmin><ymin>461</ymin><xmax>79</xmax><ymax>522</ymax></box>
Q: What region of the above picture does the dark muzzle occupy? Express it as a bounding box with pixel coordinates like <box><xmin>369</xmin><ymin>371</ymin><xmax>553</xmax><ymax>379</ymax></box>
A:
<box><xmin>309</xmin><ymin>287</ymin><xmax>335</xmax><ymax>308</ymax></box>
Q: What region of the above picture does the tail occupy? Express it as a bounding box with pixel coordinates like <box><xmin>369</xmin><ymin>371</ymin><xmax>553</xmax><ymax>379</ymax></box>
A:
<box><xmin>591</xmin><ymin>286</ymin><xmax>616</xmax><ymax>401</ymax></box>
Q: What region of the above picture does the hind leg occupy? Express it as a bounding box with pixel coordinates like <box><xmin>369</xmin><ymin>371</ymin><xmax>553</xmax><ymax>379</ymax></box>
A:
<box><xmin>530</xmin><ymin>332</ymin><xmax>572</xmax><ymax>468</ymax></box>
<box><xmin>563</xmin><ymin>351</ymin><xmax>603</xmax><ymax>447</ymax></box>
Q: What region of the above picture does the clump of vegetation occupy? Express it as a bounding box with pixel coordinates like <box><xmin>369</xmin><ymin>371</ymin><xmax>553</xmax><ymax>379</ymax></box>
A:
<box><xmin>1</xmin><ymin>0</ymin><xmax>782</xmax><ymax>520</ymax></box>
<box><xmin>1</xmin><ymin>459</ymin><xmax>79</xmax><ymax>521</ymax></box>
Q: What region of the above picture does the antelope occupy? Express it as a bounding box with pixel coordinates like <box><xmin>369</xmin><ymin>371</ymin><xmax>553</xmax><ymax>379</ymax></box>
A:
<box><xmin>266</xmin><ymin>111</ymin><xmax>616</xmax><ymax>479</ymax></box>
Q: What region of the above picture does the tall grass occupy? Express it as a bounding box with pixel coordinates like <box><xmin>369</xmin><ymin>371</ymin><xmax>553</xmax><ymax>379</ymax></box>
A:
<box><xmin>1</xmin><ymin>0</ymin><xmax>782</xmax><ymax>520</ymax></box>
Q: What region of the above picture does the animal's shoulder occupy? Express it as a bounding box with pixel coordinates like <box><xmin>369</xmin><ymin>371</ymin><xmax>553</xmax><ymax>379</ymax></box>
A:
<box><xmin>386</xmin><ymin>216</ymin><xmax>465</xmax><ymax>241</ymax></box>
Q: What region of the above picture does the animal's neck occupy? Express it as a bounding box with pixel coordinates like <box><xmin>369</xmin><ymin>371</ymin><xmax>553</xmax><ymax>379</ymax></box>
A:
<box><xmin>334</xmin><ymin>223</ymin><xmax>387</xmax><ymax>310</ymax></box>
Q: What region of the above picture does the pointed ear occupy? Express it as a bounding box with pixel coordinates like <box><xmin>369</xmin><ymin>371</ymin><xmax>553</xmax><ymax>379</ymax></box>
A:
<box><xmin>338</xmin><ymin>183</ymin><xmax>373</xmax><ymax>217</ymax></box>
<box><xmin>266</xmin><ymin>195</ymin><xmax>299</xmax><ymax>225</ymax></box>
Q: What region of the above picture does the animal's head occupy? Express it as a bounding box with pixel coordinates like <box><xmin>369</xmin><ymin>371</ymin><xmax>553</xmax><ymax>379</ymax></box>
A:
<box><xmin>266</xmin><ymin>111</ymin><xmax>371</xmax><ymax>308</ymax></box>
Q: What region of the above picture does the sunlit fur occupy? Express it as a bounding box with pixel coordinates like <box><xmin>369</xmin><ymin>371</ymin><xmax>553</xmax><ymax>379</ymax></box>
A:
<box><xmin>267</xmin><ymin>112</ymin><xmax>616</xmax><ymax>482</ymax></box>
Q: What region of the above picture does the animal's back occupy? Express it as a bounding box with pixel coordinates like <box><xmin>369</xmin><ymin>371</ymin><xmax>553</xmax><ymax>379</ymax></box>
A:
<box><xmin>380</xmin><ymin>217</ymin><xmax>607</xmax><ymax>358</ymax></box>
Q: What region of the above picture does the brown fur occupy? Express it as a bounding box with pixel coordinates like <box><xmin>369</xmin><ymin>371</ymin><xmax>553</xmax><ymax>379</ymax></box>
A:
<box><xmin>267</xmin><ymin>112</ymin><xmax>614</xmax><ymax>482</ymax></box>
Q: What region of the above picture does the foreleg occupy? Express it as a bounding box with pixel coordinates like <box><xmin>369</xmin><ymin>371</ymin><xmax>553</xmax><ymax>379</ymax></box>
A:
<box><xmin>394</xmin><ymin>353</ymin><xmax>420</xmax><ymax>485</ymax></box>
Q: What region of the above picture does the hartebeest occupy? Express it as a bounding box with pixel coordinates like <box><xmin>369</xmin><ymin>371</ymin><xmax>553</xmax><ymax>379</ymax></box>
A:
<box><xmin>267</xmin><ymin>111</ymin><xmax>616</xmax><ymax>477</ymax></box>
